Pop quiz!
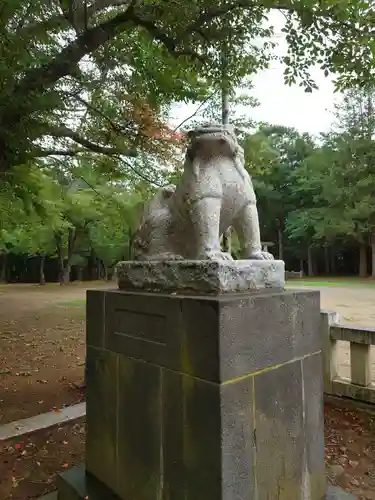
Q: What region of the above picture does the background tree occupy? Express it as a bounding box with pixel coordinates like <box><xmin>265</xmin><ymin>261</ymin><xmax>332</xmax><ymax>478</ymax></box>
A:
<box><xmin>1</xmin><ymin>0</ymin><xmax>374</xmax><ymax>179</ymax></box>
<box><xmin>244</xmin><ymin>125</ymin><xmax>315</xmax><ymax>260</ymax></box>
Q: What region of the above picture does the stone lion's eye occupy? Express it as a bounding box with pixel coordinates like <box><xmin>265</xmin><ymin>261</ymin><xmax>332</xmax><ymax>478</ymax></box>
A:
<box><xmin>219</xmin><ymin>138</ymin><xmax>226</xmax><ymax>145</ymax></box>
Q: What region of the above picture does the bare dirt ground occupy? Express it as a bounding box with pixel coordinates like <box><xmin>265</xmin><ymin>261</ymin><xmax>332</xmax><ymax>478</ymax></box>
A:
<box><xmin>0</xmin><ymin>281</ymin><xmax>375</xmax><ymax>499</ymax></box>
<box><xmin>0</xmin><ymin>282</ymin><xmax>115</xmax><ymax>425</ymax></box>
<box><xmin>0</xmin><ymin>281</ymin><xmax>374</xmax><ymax>424</ymax></box>
<box><xmin>325</xmin><ymin>398</ymin><xmax>375</xmax><ymax>500</ymax></box>
<box><xmin>0</xmin><ymin>419</ymin><xmax>85</xmax><ymax>500</ymax></box>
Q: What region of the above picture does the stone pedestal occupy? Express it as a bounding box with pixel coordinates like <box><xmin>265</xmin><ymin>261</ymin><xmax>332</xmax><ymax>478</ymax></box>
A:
<box><xmin>82</xmin><ymin>286</ymin><xmax>326</xmax><ymax>500</ymax></box>
<box><xmin>49</xmin><ymin>277</ymin><xmax>359</xmax><ymax>500</ymax></box>
<box><xmin>116</xmin><ymin>259</ymin><xmax>285</xmax><ymax>294</ymax></box>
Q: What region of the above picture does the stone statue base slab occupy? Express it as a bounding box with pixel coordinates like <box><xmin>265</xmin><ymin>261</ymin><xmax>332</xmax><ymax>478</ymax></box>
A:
<box><xmin>116</xmin><ymin>259</ymin><xmax>285</xmax><ymax>294</ymax></box>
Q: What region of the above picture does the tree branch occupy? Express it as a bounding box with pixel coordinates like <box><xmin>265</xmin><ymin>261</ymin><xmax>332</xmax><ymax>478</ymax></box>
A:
<box><xmin>6</xmin><ymin>0</ymin><xmax>298</xmax><ymax>127</ymax></box>
<box><xmin>32</xmin><ymin>148</ymin><xmax>85</xmax><ymax>158</ymax></box>
<box><xmin>11</xmin><ymin>1</ymin><xmax>138</xmax><ymax>108</ymax></box>
<box><xmin>68</xmin><ymin>93</ymin><xmax>123</xmax><ymax>133</ymax></box>
<box><xmin>185</xmin><ymin>0</ymin><xmax>292</xmax><ymax>34</ymax></box>
<box><xmin>173</xmin><ymin>92</ymin><xmax>216</xmax><ymax>131</ymax></box>
<box><xmin>11</xmin><ymin>0</ymin><xmax>261</xmax><ymax>111</ymax></box>
<box><xmin>47</xmin><ymin>125</ymin><xmax>138</xmax><ymax>156</ymax></box>
<box><xmin>65</xmin><ymin>0</ymin><xmax>134</xmax><ymax>31</ymax></box>
<box><xmin>118</xmin><ymin>155</ymin><xmax>165</xmax><ymax>187</ymax></box>
<box><xmin>130</xmin><ymin>14</ymin><xmax>206</xmax><ymax>62</ymax></box>
<box><xmin>18</xmin><ymin>14</ymin><xmax>69</xmax><ymax>38</ymax></box>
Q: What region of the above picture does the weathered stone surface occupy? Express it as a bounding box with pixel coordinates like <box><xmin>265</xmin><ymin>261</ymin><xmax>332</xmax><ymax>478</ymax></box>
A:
<box><xmin>82</xmin><ymin>287</ymin><xmax>326</xmax><ymax>500</ymax></box>
<box><xmin>255</xmin><ymin>360</ymin><xmax>304</xmax><ymax>500</ymax></box>
<box><xmin>132</xmin><ymin>123</ymin><xmax>274</xmax><ymax>262</ymax></box>
<box><xmin>85</xmin><ymin>347</ymin><xmax>118</xmax><ymax>491</ymax></box>
<box><xmin>97</xmin><ymin>289</ymin><xmax>319</xmax><ymax>383</ymax></box>
<box><xmin>178</xmin><ymin>374</ymin><xmax>222</xmax><ymax>500</ymax></box>
<box><xmin>220</xmin><ymin>378</ymin><xmax>255</xmax><ymax>500</ymax></box>
<box><xmin>162</xmin><ymin>371</ymin><xmax>254</xmax><ymax>500</ymax></box>
<box><xmin>116</xmin><ymin>259</ymin><xmax>284</xmax><ymax>294</ymax></box>
<box><xmin>103</xmin><ymin>291</ymin><xmax>181</xmax><ymax>371</ymax></box>
<box><xmin>303</xmin><ymin>353</ymin><xmax>326</xmax><ymax>499</ymax></box>
<box><xmin>0</xmin><ymin>402</ymin><xmax>85</xmax><ymax>442</ymax></box>
<box><xmin>117</xmin><ymin>356</ymin><xmax>162</xmax><ymax>500</ymax></box>
<box><xmin>57</xmin><ymin>464</ymin><xmax>86</xmax><ymax>500</ymax></box>
<box><xmin>91</xmin><ymin>288</ymin><xmax>320</xmax><ymax>383</ymax></box>
<box><xmin>56</xmin><ymin>464</ymin><xmax>121</xmax><ymax>500</ymax></box>
<box><xmin>219</xmin><ymin>289</ymin><xmax>321</xmax><ymax>381</ymax></box>
<box><xmin>162</xmin><ymin>369</ymin><xmax>185</xmax><ymax>500</ymax></box>
<box><xmin>179</xmin><ymin>296</ymin><xmax>221</xmax><ymax>382</ymax></box>
<box><xmin>86</xmin><ymin>290</ymin><xmax>106</xmax><ymax>348</ymax></box>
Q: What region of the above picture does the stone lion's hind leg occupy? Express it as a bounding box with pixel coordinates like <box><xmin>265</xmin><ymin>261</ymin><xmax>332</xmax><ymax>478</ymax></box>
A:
<box><xmin>133</xmin><ymin>209</ymin><xmax>182</xmax><ymax>261</ymax></box>
<box><xmin>233</xmin><ymin>202</ymin><xmax>274</xmax><ymax>260</ymax></box>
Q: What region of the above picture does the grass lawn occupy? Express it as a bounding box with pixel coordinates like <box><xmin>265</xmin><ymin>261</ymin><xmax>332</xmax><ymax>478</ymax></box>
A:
<box><xmin>286</xmin><ymin>277</ymin><xmax>375</xmax><ymax>288</ymax></box>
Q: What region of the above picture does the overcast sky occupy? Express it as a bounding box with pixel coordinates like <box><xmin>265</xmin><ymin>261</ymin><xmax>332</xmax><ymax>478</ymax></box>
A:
<box><xmin>169</xmin><ymin>11</ymin><xmax>341</xmax><ymax>136</ymax></box>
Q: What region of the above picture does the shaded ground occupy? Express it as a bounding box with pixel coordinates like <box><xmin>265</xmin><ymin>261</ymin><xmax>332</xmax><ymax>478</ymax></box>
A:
<box><xmin>0</xmin><ymin>280</ymin><xmax>374</xmax><ymax>424</ymax></box>
<box><xmin>325</xmin><ymin>398</ymin><xmax>375</xmax><ymax>500</ymax></box>
<box><xmin>1</xmin><ymin>401</ymin><xmax>375</xmax><ymax>499</ymax></box>
<box><xmin>0</xmin><ymin>282</ymin><xmax>115</xmax><ymax>424</ymax></box>
<box><xmin>0</xmin><ymin>419</ymin><xmax>85</xmax><ymax>500</ymax></box>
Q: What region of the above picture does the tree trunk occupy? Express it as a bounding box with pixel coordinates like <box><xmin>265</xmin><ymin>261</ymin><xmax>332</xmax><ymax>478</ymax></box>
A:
<box><xmin>0</xmin><ymin>253</ymin><xmax>7</xmax><ymax>282</ymax></box>
<box><xmin>299</xmin><ymin>258</ymin><xmax>304</xmax><ymax>274</ymax></box>
<box><xmin>88</xmin><ymin>249</ymin><xmax>96</xmax><ymax>280</ymax></box>
<box><xmin>359</xmin><ymin>242</ymin><xmax>368</xmax><ymax>277</ymax></box>
<box><xmin>371</xmin><ymin>234</ymin><xmax>375</xmax><ymax>278</ymax></box>
<box><xmin>61</xmin><ymin>264</ymin><xmax>71</xmax><ymax>285</ymax></box>
<box><xmin>324</xmin><ymin>244</ymin><xmax>330</xmax><ymax>275</ymax></box>
<box><xmin>55</xmin><ymin>232</ymin><xmax>65</xmax><ymax>283</ymax></box>
<box><xmin>56</xmin><ymin>228</ymin><xmax>76</xmax><ymax>285</ymax></box>
<box><xmin>39</xmin><ymin>254</ymin><xmax>46</xmax><ymax>285</ymax></box>
<box><xmin>277</xmin><ymin>225</ymin><xmax>283</xmax><ymax>260</ymax></box>
<box><xmin>307</xmin><ymin>244</ymin><xmax>314</xmax><ymax>277</ymax></box>
<box><xmin>76</xmin><ymin>266</ymin><xmax>83</xmax><ymax>281</ymax></box>
<box><xmin>102</xmin><ymin>262</ymin><xmax>108</xmax><ymax>281</ymax></box>
<box><xmin>330</xmin><ymin>245</ymin><xmax>336</xmax><ymax>275</ymax></box>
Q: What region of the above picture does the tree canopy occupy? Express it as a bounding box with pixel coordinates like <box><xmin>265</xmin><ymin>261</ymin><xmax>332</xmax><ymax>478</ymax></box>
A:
<box><xmin>1</xmin><ymin>0</ymin><xmax>375</xmax><ymax>177</ymax></box>
<box><xmin>2</xmin><ymin>1</ymin><xmax>375</xmax><ymax>282</ymax></box>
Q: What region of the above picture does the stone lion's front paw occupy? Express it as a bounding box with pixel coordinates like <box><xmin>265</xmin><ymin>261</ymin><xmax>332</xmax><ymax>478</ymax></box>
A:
<box><xmin>248</xmin><ymin>251</ymin><xmax>274</xmax><ymax>261</ymax></box>
<box><xmin>203</xmin><ymin>250</ymin><xmax>234</xmax><ymax>262</ymax></box>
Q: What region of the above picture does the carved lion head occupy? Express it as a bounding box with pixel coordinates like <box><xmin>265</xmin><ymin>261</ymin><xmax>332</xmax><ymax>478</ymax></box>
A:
<box><xmin>185</xmin><ymin>123</ymin><xmax>242</xmax><ymax>163</ymax></box>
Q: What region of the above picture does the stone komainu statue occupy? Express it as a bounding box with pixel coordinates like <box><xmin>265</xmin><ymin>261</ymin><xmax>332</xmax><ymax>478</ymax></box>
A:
<box><xmin>132</xmin><ymin>123</ymin><xmax>273</xmax><ymax>262</ymax></box>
